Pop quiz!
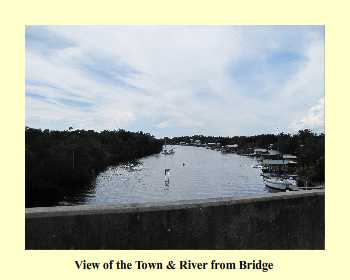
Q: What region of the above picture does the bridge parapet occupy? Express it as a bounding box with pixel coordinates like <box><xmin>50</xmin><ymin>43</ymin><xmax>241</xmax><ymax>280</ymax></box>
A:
<box><xmin>26</xmin><ymin>190</ymin><xmax>325</xmax><ymax>249</ymax></box>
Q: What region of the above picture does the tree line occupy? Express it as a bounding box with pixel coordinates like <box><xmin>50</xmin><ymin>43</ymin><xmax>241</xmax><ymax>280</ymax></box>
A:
<box><xmin>168</xmin><ymin>129</ymin><xmax>325</xmax><ymax>186</ymax></box>
<box><xmin>25</xmin><ymin>127</ymin><xmax>162</xmax><ymax>207</ymax></box>
<box><xmin>26</xmin><ymin>127</ymin><xmax>324</xmax><ymax>207</ymax></box>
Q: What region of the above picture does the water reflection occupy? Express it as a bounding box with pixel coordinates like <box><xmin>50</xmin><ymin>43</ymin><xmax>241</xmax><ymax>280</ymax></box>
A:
<box><xmin>60</xmin><ymin>146</ymin><xmax>278</xmax><ymax>206</ymax></box>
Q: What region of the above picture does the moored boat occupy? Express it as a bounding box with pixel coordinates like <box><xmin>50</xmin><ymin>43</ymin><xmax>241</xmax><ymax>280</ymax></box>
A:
<box><xmin>162</xmin><ymin>147</ymin><xmax>175</xmax><ymax>155</ymax></box>
<box><xmin>264</xmin><ymin>177</ymin><xmax>297</xmax><ymax>190</ymax></box>
<box><xmin>162</xmin><ymin>138</ymin><xmax>175</xmax><ymax>155</ymax></box>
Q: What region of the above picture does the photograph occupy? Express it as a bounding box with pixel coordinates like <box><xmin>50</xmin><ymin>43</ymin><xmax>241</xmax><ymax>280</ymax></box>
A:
<box><xmin>25</xmin><ymin>25</ymin><xmax>325</xmax><ymax>249</ymax></box>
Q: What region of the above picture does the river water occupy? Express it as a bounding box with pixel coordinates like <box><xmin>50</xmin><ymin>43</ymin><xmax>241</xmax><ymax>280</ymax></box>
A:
<box><xmin>64</xmin><ymin>145</ymin><xmax>277</xmax><ymax>206</ymax></box>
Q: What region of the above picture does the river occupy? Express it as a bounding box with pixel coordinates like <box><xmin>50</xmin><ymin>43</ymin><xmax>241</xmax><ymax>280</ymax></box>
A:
<box><xmin>62</xmin><ymin>145</ymin><xmax>278</xmax><ymax>206</ymax></box>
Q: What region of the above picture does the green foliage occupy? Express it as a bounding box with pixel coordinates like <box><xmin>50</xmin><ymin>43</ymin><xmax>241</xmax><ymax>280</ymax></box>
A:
<box><xmin>26</xmin><ymin>127</ymin><xmax>162</xmax><ymax>207</ymax></box>
<box><xmin>169</xmin><ymin>129</ymin><xmax>325</xmax><ymax>186</ymax></box>
<box><xmin>26</xmin><ymin>127</ymin><xmax>324</xmax><ymax>207</ymax></box>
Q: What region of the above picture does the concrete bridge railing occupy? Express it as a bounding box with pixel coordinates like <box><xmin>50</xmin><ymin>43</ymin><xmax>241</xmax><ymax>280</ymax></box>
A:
<box><xmin>25</xmin><ymin>189</ymin><xmax>325</xmax><ymax>249</ymax></box>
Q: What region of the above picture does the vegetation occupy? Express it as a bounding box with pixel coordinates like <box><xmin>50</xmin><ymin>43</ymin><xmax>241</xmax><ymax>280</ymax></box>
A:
<box><xmin>25</xmin><ymin>127</ymin><xmax>162</xmax><ymax>207</ymax></box>
<box><xmin>168</xmin><ymin>129</ymin><xmax>325</xmax><ymax>186</ymax></box>
<box><xmin>26</xmin><ymin>127</ymin><xmax>324</xmax><ymax>207</ymax></box>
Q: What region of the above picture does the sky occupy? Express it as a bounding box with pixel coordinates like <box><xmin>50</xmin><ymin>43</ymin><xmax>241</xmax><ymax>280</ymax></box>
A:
<box><xmin>25</xmin><ymin>25</ymin><xmax>324</xmax><ymax>137</ymax></box>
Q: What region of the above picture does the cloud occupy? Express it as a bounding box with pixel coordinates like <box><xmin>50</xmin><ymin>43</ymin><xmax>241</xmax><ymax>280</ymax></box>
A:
<box><xmin>25</xmin><ymin>25</ymin><xmax>324</xmax><ymax>136</ymax></box>
<box><xmin>289</xmin><ymin>98</ymin><xmax>325</xmax><ymax>133</ymax></box>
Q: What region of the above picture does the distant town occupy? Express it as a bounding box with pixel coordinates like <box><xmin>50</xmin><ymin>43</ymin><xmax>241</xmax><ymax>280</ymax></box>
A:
<box><xmin>167</xmin><ymin>129</ymin><xmax>324</xmax><ymax>190</ymax></box>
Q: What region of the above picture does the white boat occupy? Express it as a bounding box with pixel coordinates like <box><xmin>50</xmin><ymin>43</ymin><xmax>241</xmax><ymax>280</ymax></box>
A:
<box><xmin>162</xmin><ymin>138</ymin><xmax>175</xmax><ymax>155</ymax></box>
<box><xmin>264</xmin><ymin>177</ymin><xmax>297</xmax><ymax>190</ymax></box>
<box><xmin>162</xmin><ymin>147</ymin><xmax>175</xmax><ymax>155</ymax></box>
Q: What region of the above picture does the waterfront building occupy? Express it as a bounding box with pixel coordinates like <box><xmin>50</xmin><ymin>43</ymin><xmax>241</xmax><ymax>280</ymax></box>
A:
<box><xmin>222</xmin><ymin>144</ymin><xmax>239</xmax><ymax>153</ymax></box>
<box><xmin>283</xmin><ymin>154</ymin><xmax>298</xmax><ymax>160</ymax></box>
<box><xmin>262</xmin><ymin>159</ymin><xmax>297</xmax><ymax>174</ymax></box>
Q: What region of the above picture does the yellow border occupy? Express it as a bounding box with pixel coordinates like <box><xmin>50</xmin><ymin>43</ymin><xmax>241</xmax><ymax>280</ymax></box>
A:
<box><xmin>1</xmin><ymin>0</ymin><xmax>348</xmax><ymax>279</ymax></box>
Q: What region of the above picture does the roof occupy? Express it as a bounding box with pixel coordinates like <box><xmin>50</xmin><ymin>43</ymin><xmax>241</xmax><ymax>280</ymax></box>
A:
<box><xmin>267</xmin><ymin>149</ymin><xmax>280</xmax><ymax>155</ymax></box>
<box><xmin>254</xmin><ymin>148</ymin><xmax>267</xmax><ymax>152</ymax></box>
<box><xmin>263</xmin><ymin>159</ymin><xmax>297</xmax><ymax>165</ymax></box>
<box><xmin>283</xmin><ymin>154</ymin><xmax>297</xmax><ymax>159</ymax></box>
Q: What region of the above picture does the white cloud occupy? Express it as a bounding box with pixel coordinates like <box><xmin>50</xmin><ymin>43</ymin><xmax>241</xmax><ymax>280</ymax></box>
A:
<box><xmin>26</xmin><ymin>26</ymin><xmax>324</xmax><ymax>136</ymax></box>
<box><xmin>289</xmin><ymin>98</ymin><xmax>325</xmax><ymax>132</ymax></box>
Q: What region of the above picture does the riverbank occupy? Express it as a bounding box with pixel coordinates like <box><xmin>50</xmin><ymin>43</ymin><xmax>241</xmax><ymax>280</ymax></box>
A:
<box><xmin>169</xmin><ymin>130</ymin><xmax>325</xmax><ymax>188</ymax></box>
<box><xmin>61</xmin><ymin>145</ymin><xmax>268</xmax><ymax>206</ymax></box>
<box><xmin>26</xmin><ymin>128</ymin><xmax>162</xmax><ymax>207</ymax></box>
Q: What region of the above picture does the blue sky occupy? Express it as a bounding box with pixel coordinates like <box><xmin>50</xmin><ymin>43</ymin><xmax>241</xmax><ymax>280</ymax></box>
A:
<box><xmin>25</xmin><ymin>25</ymin><xmax>324</xmax><ymax>137</ymax></box>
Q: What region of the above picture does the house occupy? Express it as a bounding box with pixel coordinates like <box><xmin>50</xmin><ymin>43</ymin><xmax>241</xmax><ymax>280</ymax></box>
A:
<box><xmin>262</xmin><ymin>159</ymin><xmax>297</xmax><ymax>174</ymax></box>
<box><xmin>254</xmin><ymin>148</ymin><xmax>268</xmax><ymax>155</ymax></box>
<box><xmin>261</xmin><ymin>149</ymin><xmax>281</xmax><ymax>160</ymax></box>
<box><xmin>283</xmin><ymin>154</ymin><xmax>297</xmax><ymax>160</ymax></box>
<box><xmin>222</xmin><ymin>144</ymin><xmax>238</xmax><ymax>153</ymax></box>
<box><xmin>207</xmin><ymin>142</ymin><xmax>216</xmax><ymax>147</ymax></box>
<box><xmin>194</xmin><ymin>140</ymin><xmax>202</xmax><ymax>146</ymax></box>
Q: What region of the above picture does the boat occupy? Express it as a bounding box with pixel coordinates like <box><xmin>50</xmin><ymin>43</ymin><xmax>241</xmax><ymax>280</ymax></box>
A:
<box><xmin>264</xmin><ymin>177</ymin><xmax>297</xmax><ymax>191</ymax></box>
<box><xmin>162</xmin><ymin>147</ymin><xmax>175</xmax><ymax>155</ymax></box>
<box><xmin>124</xmin><ymin>163</ymin><xmax>142</xmax><ymax>171</ymax></box>
<box><xmin>162</xmin><ymin>138</ymin><xmax>175</xmax><ymax>155</ymax></box>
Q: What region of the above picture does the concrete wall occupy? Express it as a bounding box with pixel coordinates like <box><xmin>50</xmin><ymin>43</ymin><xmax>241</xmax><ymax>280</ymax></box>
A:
<box><xmin>25</xmin><ymin>190</ymin><xmax>324</xmax><ymax>249</ymax></box>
